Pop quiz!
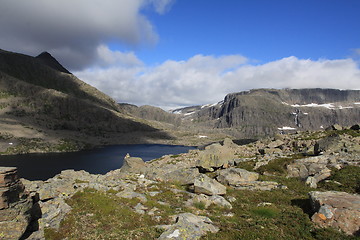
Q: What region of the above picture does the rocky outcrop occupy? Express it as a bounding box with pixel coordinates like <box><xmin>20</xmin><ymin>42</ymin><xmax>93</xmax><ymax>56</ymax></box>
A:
<box><xmin>0</xmin><ymin>167</ymin><xmax>39</xmax><ymax>240</ymax></box>
<box><xmin>309</xmin><ymin>191</ymin><xmax>360</xmax><ymax>236</ymax></box>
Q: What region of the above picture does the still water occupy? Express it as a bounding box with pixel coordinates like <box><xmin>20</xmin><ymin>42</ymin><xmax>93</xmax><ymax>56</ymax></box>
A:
<box><xmin>0</xmin><ymin>144</ymin><xmax>195</xmax><ymax>181</ymax></box>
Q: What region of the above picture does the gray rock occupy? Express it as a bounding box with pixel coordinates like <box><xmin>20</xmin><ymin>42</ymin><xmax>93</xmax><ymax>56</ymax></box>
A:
<box><xmin>305</xmin><ymin>176</ymin><xmax>317</xmax><ymax>188</ymax></box>
<box><xmin>116</xmin><ymin>188</ymin><xmax>147</xmax><ymax>202</ymax></box>
<box><xmin>40</xmin><ymin>198</ymin><xmax>71</xmax><ymax>229</ymax></box>
<box><xmin>196</xmin><ymin>143</ymin><xmax>235</xmax><ymax>171</ymax></box>
<box><xmin>187</xmin><ymin>194</ymin><xmax>232</xmax><ymax>209</ymax></box>
<box><xmin>158</xmin><ymin>213</ymin><xmax>219</xmax><ymax>240</ymax></box>
<box><xmin>234</xmin><ymin>181</ymin><xmax>285</xmax><ymax>191</ymax></box>
<box><xmin>309</xmin><ymin>191</ymin><xmax>360</xmax><ymax>236</ymax></box>
<box><xmin>217</xmin><ymin>168</ymin><xmax>259</xmax><ymax>186</ymax></box>
<box><xmin>134</xmin><ymin>203</ymin><xmax>147</xmax><ymax>215</ymax></box>
<box><xmin>121</xmin><ymin>154</ymin><xmax>146</xmax><ymax>173</ymax></box>
<box><xmin>194</xmin><ymin>174</ymin><xmax>226</xmax><ymax>196</ymax></box>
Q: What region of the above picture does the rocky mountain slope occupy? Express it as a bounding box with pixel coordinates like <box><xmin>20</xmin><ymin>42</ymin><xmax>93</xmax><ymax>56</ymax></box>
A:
<box><xmin>174</xmin><ymin>88</ymin><xmax>360</xmax><ymax>138</ymax></box>
<box><xmin>0</xmin><ymin>49</ymin><xmax>172</xmax><ymax>154</ymax></box>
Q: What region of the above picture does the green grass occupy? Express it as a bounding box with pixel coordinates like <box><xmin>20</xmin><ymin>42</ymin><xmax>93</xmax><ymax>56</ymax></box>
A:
<box><xmin>317</xmin><ymin>165</ymin><xmax>360</xmax><ymax>194</ymax></box>
<box><xmin>256</xmin><ymin>154</ymin><xmax>305</xmax><ymax>175</ymax></box>
<box><xmin>44</xmin><ymin>188</ymin><xmax>163</xmax><ymax>240</ymax></box>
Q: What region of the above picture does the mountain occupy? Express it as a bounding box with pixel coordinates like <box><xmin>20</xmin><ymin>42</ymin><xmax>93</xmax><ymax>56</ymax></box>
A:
<box><xmin>0</xmin><ymin>49</ymin><xmax>172</xmax><ymax>154</ymax></box>
<box><xmin>174</xmin><ymin>88</ymin><xmax>360</xmax><ymax>138</ymax></box>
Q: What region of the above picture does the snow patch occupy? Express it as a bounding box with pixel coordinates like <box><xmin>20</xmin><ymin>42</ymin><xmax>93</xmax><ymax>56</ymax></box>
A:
<box><xmin>291</xmin><ymin>103</ymin><xmax>336</xmax><ymax>109</ymax></box>
<box><xmin>303</xmin><ymin>112</ymin><xmax>309</xmax><ymax>115</ymax></box>
<box><xmin>354</xmin><ymin>102</ymin><xmax>360</xmax><ymax>105</ymax></box>
<box><xmin>278</xmin><ymin>126</ymin><xmax>296</xmax><ymax>130</ymax></box>
<box><xmin>198</xmin><ymin>135</ymin><xmax>208</xmax><ymax>138</ymax></box>
<box><xmin>184</xmin><ymin>111</ymin><xmax>195</xmax><ymax>116</ymax></box>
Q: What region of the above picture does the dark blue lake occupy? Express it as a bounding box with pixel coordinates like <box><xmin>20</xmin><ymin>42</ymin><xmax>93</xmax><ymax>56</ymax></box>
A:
<box><xmin>0</xmin><ymin>144</ymin><xmax>195</xmax><ymax>181</ymax></box>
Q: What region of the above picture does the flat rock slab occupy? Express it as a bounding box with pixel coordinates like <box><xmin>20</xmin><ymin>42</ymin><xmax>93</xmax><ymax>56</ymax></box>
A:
<box><xmin>217</xmin><ymin>168</ymin><xmax>259</xmax><ymax>186</ymax></box>
<box><xmin>158</xmin><ymin>213</ymin><xmax>219</xmax><ymax>240</ymax></box>
<box><xmin>309</xmin><ymin>191</ymin><xmax>360</xmax><ymax>236</ymax></box>
<box><xmin>194</xmin><ymin>174</ymin><xmax>226</xmax><ymax>196</ymax></box>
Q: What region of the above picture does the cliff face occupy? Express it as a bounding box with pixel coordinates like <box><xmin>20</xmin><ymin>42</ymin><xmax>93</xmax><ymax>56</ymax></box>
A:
<box><xmin>189</xmin><ymin>89</ymin><xmax>360</xmax><ymax>138</ymax></box>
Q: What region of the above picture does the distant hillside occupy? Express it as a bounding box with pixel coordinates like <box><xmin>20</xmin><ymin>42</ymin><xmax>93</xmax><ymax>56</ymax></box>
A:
<box><xmin>175</xmin><ymin>88</ymin><xmax>360</xmax><ymax>138</ymax></box>
<box><xmin>119</xmin><ymin>103</ymin><xmax>181</xmax><ymax>126</ymax></box>
<box><xmin>0</xmin><ymin>49</ymin><xmax>172</xmax><ymax>154</ymax></box>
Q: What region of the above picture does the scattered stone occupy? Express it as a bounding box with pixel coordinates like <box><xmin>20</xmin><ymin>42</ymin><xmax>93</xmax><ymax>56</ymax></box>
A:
<box><xmin>309</xmin><ymin>191</ymin><xmax>360</xmax><ymax>236</ymax></box>
<box><xmin>158</xmin><ymin>213</ymin><xmax>219</xmax><ymax>240</ymax></box>
<box><xmin>116</xmin><ymin>188</ymin><xmax>147</xmax><ymax>202</ymax></box>
<box><xmin>305</xmin><ymin>176</ymin><xmax>317</xmax><ymax>188</ymax></box>
<box><xmin>134</xmin><ymin>203</ymin><xmax>147</xmax><ymax>215</ymax></box>
<box><xmin>187</xmin><ymin>194</ymin><xmax>232</xmax><ymax>209</ymax></box>
<box><xmin>194</xmin><ymin>174</ymin><xmax>226</xmax><ymax>196</ymax></box>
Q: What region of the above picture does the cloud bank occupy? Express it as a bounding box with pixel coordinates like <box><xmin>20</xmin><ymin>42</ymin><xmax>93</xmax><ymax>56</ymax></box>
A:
<box><xmin>0</xmin><ymin>0</ymin><xmax>173</xmax><ymax>70</ymax></box>
<box><xmin>75</xmin><ymin>48</ymin><xmax>360</xmax><ymax>109</ymax></box>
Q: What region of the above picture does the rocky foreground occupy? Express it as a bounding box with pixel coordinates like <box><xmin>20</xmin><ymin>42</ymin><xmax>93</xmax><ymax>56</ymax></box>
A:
<box><xmin>1</xmin><ymin>125</ymin><xmax>360</xmax><ymax>239</ymax></box>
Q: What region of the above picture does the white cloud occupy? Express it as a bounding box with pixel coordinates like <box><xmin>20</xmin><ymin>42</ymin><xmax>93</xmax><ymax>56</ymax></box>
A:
<box><xmin>75</xmin><ymin>50</ymin><xmax>360</xmax><ymax>110</ymax></box>
<box><xmin>148</xmin><ymin>0</ymin><xmax>176</xmax><ymax>14</ymax></box>
<box><xmin>0</xmin><ymin>0</ymin><xmax>173</xmax><ymax>70</ymax></box>
<box><xmin>96</xmin><ymin>45</ymin><xmax>143</xmax><ymax>67</ymax></box>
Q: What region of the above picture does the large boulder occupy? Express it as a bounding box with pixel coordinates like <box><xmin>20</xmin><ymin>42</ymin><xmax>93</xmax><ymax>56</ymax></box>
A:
<box><xmin>196</xmin><ymin>142</ymin><xmax>236</xmax><ymax>171</ymax></box>
<box><xmin>120</xmin><ymin>154</ymin><xmax>146</xmax><ymax>174</ymax></box>
<box><xmin>217</xmin><ymin>168</ymin><xmax>259</xmax><ymax>186</ymax></box>
<box><xmin>194</xmin><ymin>174</ymin><xmax>226</xmax><ymax>196</ymax></box>
<box><xmin>158</xmin><ymin>213</ymin><xmax>219</xmax><ymax>240</ymax></box>
<box><xmin>309</xmin><ymin>191</ymin><xmax>360</xmax><ymax>236</ymax></box>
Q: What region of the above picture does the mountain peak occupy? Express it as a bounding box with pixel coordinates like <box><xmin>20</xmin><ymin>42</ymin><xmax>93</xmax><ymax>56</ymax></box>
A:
<box><xmin>36</xmin><ymin>51</ymin><xmax>71</xmax><ymax>74</ymax></box>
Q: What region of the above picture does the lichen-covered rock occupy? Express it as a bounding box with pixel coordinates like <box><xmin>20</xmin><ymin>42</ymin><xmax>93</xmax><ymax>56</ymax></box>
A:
<box><xmin>216</xmin><ymin>168</ymin><xmax>259</xmax><ymax>186</ymax></box>
<box><xmin>186</xmin><ymin>194</ymin><xmax>232</xmax><ymax>209</ymax></box>
<box><xmin>158</xmin><ymin>213</ymin><xmax>219</xmax><ymax>240</ymax></box>
<box><xmin>234</xmin><ymin>181</ymin><xmax>285</xmax><ymax>191</ymax></box>
<box><xmin>309</xmin><ymin>191</ymin><xmax>360</xmax><ymax>236</ymax></box>
<box><xmin>194</xmin><ymin>174</ymin><xmax>226</xmax><ymax>196</ymax></box>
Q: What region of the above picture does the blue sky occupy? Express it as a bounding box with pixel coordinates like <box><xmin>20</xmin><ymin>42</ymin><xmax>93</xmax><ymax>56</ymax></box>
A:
<box><xmin>130</xmin><ymin>0</ymin><xmax>360</xmax><ymax>65</ymax></box>
<box><xmin>1</xmin><ymin>0</ymin><xmax>359</xmax><ymax>109</ymax></box>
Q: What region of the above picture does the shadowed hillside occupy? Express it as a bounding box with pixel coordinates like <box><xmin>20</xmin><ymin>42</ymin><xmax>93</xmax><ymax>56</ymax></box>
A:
<box><xmin>0</xmin><ymin>49</ymin><xmax>173</xmax><ymax>154</ymax></box>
